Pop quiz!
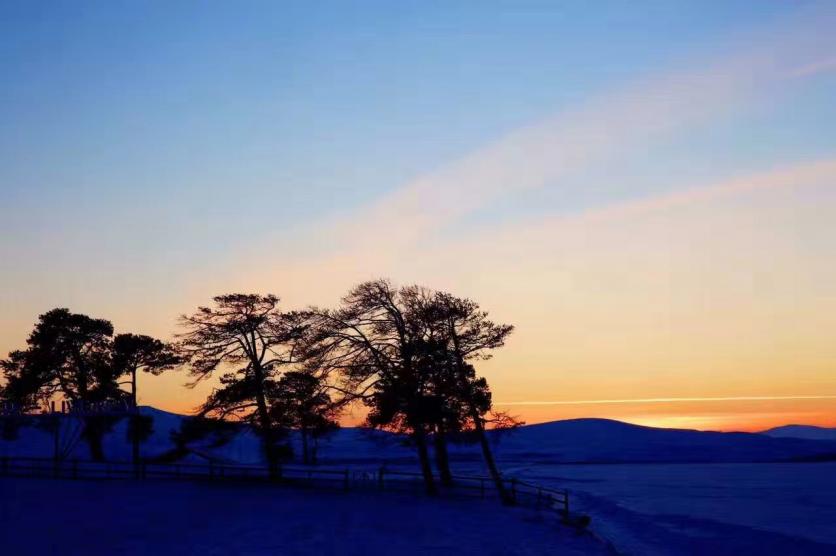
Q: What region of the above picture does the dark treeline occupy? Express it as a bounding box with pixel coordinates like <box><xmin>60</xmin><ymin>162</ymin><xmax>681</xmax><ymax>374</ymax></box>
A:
<box><xmin>0</xmin><ymin>279</ymin><xmax>520</xmax><ymax>502</ymax></box>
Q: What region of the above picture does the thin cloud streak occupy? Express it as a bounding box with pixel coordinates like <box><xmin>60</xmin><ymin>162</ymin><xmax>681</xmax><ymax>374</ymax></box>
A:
<box><xmin>225</xmin><ymin>5</ymin><xmax>836</xmax><ymax>285</ymax></box>
<box><xmin>496</xmin><ymin>396</ymin><xmax>836</xmax><ymax>406</ymax></box>
<box><xmin>525</xmin><ymin>157</ymin><xmax>836</xmax><ymax>231</ymax></box>
<box><xmin>314</xmin><ymin>4</ymin><xmax>836</xmax><ymax>253</ymax></box>
<box><xmin>788</xmin><ymin>56</ymin><xmax>836</xmax><ymax>78</ymax></box>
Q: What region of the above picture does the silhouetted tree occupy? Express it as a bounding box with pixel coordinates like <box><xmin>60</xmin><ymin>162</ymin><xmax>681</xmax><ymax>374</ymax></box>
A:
<box><xmin>0</xmin><ymin>309</ymin><xmax>124</xmax><ymax>460</ymax></box>
<box><xmin>305</xmin><ymin>280</ymin><xmax>440</xmax><ymax>494</ymax></box>
<box><xmin>0</xmin><ymin>350</ymin><xmax>48</xmax><ymax>412</ymax></box>
<box><xmin>425</xmin><ymin>292</ymin><xmax>517</xmax><ymax>504</ymax></box>
<box><xmin>155</xmin><ymin>415</ymin><xmax>240</xmax><ymax>463</ymax></box>
<box><xmin>112</xmin><ymin>333</ymin><xmax>181</xmax><ymax>464</ymax></box>
<box><xmin>177</xmin><ymin>294</ymin><xmax>308</xmax><ymax>478</ymax></box>
<box><xmin>270</xmin><ymin>371</ymin><xmax>339</xmax><ymax>464</ymax></box>
<box><xmin>113</xmin><ymin>334</ymin><xmax>181</xmax><ymax>409</ymax></box>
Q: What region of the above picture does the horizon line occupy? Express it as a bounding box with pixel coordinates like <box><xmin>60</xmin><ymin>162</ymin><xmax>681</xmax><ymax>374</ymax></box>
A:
<box><xmin>495</xmin><ymin>395</ymin><xmax>836</xmax><ymax>406</ymax></box>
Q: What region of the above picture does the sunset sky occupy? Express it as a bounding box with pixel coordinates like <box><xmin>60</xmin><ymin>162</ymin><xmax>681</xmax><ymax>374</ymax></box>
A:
<box><xmin>1</xmin><ymin>1</ymin><xmax>835</xmax><ymax>431</ymax></box>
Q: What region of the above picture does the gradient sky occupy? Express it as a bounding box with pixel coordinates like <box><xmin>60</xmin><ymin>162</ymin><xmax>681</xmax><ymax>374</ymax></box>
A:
<box><xmin>2</xmin><ymin>1</ymin><xmax>835</xmax><ymax>431</ymax></box>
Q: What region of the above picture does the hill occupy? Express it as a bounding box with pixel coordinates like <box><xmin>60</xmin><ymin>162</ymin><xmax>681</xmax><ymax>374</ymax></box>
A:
<box><xmin>3</xmin><ymin>409</ymin><xmax>836</xmax><ymax>465</ymax></box>
<box><xmin>761</xmin><ymin>424</ymin><xmax>836</xmax><ymax>442</ymax></box>
<box><xmin>480</xmin><ymin>418</ymin><xmax>836</xmax><ymax>463</ymax></box>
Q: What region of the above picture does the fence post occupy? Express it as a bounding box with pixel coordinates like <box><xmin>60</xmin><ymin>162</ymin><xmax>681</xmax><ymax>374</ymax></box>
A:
<box><xmin>72</xmin><ymin>459</ymin><xmax>78</xmax><ymax>480</ymax></box>
<box><xmin>1</xmin><ymin>457</ymin><xmax>6</xmax><ymax>477</ymax></box>
<box><xmin>344</xmin><ymin>468</ymin><xmax>350</xmax><ymax>491</ymax></box>
<box><xmin>378</xmin><ymin>466</ymin><xmax>385</xmax><ymax>491</ymax></box>
<box><xmin>536</xmin><ymin>487</ymin><xmax>542</xmax><ymax>508</ymax></box>
<box><xmin>480</xmin><ymin>478</ymin><xmax>485</xmax><ymax>499</ymax></box>
<box><xmin>564</xmin><ymin>489</ymin><xmax>570</xmax><ymax>517</ymax></box>
<box><xmin>510</xmin><ymin>478</ymin><xmax>517</xmax><ymax>504</ymax></box>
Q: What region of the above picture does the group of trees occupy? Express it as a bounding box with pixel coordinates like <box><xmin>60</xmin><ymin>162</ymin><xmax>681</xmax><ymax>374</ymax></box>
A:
<box><xmin>0</xmin><ymin>309</ymin><xmax>180</xmax><ymax>460</ymax></box>
<box><xmin>304</xmin><ymin>280</ymin><xmax>518</xmax><ymax>501</ymax></box>
<box><xmin>0</xmin><ymin>279</ymin><xmax>517</xmax><ymax>502</ymax></box>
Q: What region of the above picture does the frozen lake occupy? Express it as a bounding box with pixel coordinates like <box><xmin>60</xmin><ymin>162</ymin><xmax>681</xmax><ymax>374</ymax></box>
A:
<box><xmin>501</xmin><ymin>461</ymin><xmax>836</xmax><ymax>555</ymax></box>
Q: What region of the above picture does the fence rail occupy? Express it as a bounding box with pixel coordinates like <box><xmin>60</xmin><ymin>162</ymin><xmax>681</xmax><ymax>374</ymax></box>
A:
<box><xmin>0</xmin><ymin>456</ymin><xmax>569</xmax><ymax>515</ymax></box>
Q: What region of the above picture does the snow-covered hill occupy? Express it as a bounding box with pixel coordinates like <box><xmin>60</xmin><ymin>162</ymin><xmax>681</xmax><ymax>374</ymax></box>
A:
<box><xmin>2</xmin><ymin>408</ymin><xmax>836</xmax><ymax>465</ymax></box>
<box><xmin>761</xmin><ymin>424</ymin><xmax>836</xmax><ymax>442</ymax></box>
<box><xmin>481</xmin><ymin>418</ymin><xmax>836</xmax><ymax>463</ymax></box>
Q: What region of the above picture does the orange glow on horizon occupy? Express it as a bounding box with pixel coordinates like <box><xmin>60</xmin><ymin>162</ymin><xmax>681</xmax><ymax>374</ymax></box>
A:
<box><xmin>148</xmin><ymin>392</ymin><xmax>836</xmax><ymax>433</ymax></box>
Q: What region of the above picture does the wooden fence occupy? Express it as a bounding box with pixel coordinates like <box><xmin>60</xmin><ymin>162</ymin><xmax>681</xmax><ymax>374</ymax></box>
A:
<box><xmin>0</xmin><ymin>456</ymin><xmax>569</xmax><ymax>515</ymax></box>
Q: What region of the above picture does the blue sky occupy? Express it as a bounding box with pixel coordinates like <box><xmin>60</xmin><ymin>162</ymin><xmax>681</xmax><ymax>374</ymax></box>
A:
<box><xmin>1</xmin><ymin>1</ymin><xmax>835</xmax><ymax>427</ymax></box>
<box><xmin>2</xmin><ymin>1</ymin><xmax>813</xmax><ymax>256</ymax></box>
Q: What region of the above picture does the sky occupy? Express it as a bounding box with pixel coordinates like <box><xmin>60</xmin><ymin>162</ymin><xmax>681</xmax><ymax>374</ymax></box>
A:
<box><xmin>1</xmin><ymin>1</ymin><xmax>835</xmax><ymax>431</ymax></box>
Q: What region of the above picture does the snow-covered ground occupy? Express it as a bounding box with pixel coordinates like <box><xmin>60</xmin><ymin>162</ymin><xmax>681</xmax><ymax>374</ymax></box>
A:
<box><xmin>762</xmin><ymin>424</ymin><xmax>836</xmax><ymax>442</ymax></box>
<box><xmin>498</xmin><ymin>462</ymin><xmax>836</xmax><ymax>555</ymax></box>
<box><xmin>4</xmin><ymin>409</ymin><xmax>836</xmax><ymax>554</ymax></box>
<box><xmin>4</xmin><ymin>408</ymin><xmax>836</xmax><ymax>466</ymax></box>
<box><xmin>0</xmin><ymin>478</ymin><xmax>610</xmax><ymax>556</ymax></box>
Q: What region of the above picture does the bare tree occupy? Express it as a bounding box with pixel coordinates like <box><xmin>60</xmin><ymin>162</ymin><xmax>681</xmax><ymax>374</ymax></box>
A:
<box><xmin>427</xmin><ymin>292</ymin><xmax>517</xmax><ymax>504</ymax></box>
<box><xmin>304</xmin><ymin>280</ymin><xmax>440</xmax><ymax>494</ymax></box>
<box><xmin>177</xmin><ymin>294</ymin><xmax>307</xmax><ymax>478</ymax></box>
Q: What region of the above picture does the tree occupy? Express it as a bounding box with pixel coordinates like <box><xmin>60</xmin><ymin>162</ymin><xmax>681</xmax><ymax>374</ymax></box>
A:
<box><xmin>112</xmin><ymin>333</ymin><xmax>181</xmax><ymax>465</ymax></box>
<box><xmin>270</xmin><ymin>371</ymin><xmax>340</xmax><ymax>464</ymax></box>
<box><xmin>425</xmin><ymin>292</ymin><xmax>517</xmax><ymax>504</ymax></box>
<box><xmin>0</xmin><ymin>349</ymin><xmax>48</xmax><ymax>413</ymax></box>
<box><xmin>112</xmin><ymin>334</ymin><xmax>182</xmax><ymax>409</ymax></box>
<box><xmin>1</xmin><ymin>310</ymin><xmax>179</xmax><ymax>462</ymax></box>
<box><xmin>305</xmin><ymin>280</ymin><xmax>441</xmax><ymax>494</ymax></box>
<box><xmin>0</xmin><ymin>309</ymin><xmax>122</xmax><ymax>460</ymax></box>
<box><xmin>177</xmin><ymin>294</ymin><xmax>307</xmax><ymax>478</ymax></box>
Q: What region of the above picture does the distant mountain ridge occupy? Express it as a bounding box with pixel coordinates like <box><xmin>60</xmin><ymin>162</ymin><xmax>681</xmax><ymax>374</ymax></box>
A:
<box><xmin>475</xmin><ymin>418</ymin><xmax>836</xmax><ymax>464</ymax></box>
<box><xmin>761</xmin><ymin>424</ymin><xmax>836</xmax><ymax>442</ymax></box>
<box><xmin>2</xmin><ymin>408</ymin><xmax>836</xmax><ymax>466</ymax></box>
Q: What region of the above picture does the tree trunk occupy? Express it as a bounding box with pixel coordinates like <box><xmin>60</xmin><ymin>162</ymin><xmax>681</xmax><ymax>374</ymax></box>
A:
<box><xmin>84</xmin><ymin>419</ymin><xmax>106</xmax><ymax>462</ymax></box>
<box><xmin>471</xmin><ymin>410</ymin><xmax>513</xmax><ymax>505</ymax></box>
<box><xmin>131</xmin><ymin>369</ymin><xmax>140</xmax><ymax>466</ymax></box>
<box><xmin>253</xmin><ymin>365</ymin><xmax>279</xmax><ymax>479</ymax></box>
<box><xmin>301</xmin><ymin>428</ymin><xmax>310</xmax><ymax>465</ymax></box>
<box><xmin>413</xmin><ymin>428</ymin><xmax>437</xmax><ymax>495</ymax></box>
<box><xmin>131</xmin><ymin>418</ymin><xmax>140</xmax><ymax>464</ymax></box>
<box><xmin>433</xmin><ymin>429</ymin><xmax>453</xmax><ymax>487</ymax></box>
<box><xmin>448</xmin><ymin>327</ymin><xmax>513</xmax><ymax>505</ymax></box>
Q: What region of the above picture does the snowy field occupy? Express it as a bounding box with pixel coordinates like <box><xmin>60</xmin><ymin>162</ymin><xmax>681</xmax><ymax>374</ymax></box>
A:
<box><xmin>498</xmin><ymin>462</ymin><xmax>836</xmax><ymax>555</ymax></box>
<box><xmin>4</xmin><ymin>411</ymin><xmax>836</xmax><ymax>554</ymax></box>
<box><xmin>0</xmin><ymin>478</ymin><xmax>611</xmax><ymax>556</ymax></box>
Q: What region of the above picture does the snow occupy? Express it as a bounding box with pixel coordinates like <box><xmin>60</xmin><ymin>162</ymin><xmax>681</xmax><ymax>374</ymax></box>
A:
<box><xmin>477</xmin><ymin>418</ymin><xmax>836</xmax><ymax>463</ymax></box>
<box><xmin>4</xmin><ymin>408</ymin><xmax>836</xmax><ymax>554</ymax></box>
<box><xmin>762</xmin><ymin>424</ymin><xmax>836</xmax><ymax>442</ymax></box>
<box><xmin>7</xmin><ymin>410</ymin><xmax>836</xmax><ymax>466</ymax></box>
<box><xmin>499</xmin><ymin>462</ymin><xmax>836</xmax><ymax>555</ymax></box>
<box><xmin>0</xmin><ymin>478</ymin><xmax>610</xmax><ymax>556</ymax></box>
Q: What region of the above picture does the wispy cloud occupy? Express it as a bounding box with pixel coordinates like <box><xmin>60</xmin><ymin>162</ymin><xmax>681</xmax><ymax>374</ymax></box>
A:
<box><xmin>788</xmin><ymin>57</ymin><xmax>836</xmax><ymax>78</ymax></box>
<box><xmin>306</xmin><ymin>5</ymin><xmax>836</xmax><ymax>254</ymax></box>
<box><xmin>520</xmin><ymin>157</ymin><xmax>836</xmax><ymax>232</ymax></box>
